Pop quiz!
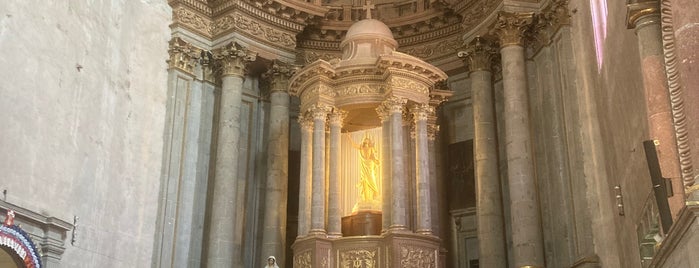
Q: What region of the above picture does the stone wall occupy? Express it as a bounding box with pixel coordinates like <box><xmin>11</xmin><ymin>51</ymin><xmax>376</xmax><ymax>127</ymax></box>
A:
<box><xmin>567</xmin><ymin>0</ymin><xmax>655</xmax><ymax>266</ymax></box>
<box><xmin>0</xmin><ymin>0</ymin><xmax>171</xmax><ymax>266</ymax></box>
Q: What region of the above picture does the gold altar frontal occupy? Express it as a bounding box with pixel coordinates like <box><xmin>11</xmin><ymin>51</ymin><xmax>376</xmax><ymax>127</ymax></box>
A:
<box><xmin>291</xmin><ymin>232</ymin><xmax>442</xmax><ymax>268</ymax></box>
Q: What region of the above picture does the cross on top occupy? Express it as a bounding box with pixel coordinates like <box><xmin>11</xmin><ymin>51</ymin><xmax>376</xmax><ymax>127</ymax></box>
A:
<box><xmin>362</xmin><ymin>0</ymin><xmax>375</xmax><ymax>20</ymax></box>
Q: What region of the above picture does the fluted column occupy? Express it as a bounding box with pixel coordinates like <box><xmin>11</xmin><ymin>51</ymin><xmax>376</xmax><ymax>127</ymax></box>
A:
<box><xmin>309</xmin><ymin>105</ymin><xmax>331</xmax><ymax>235</ymax></box>
<box><xmin>458</xmin><ymin>36</ymin><xmax>507</xmax><ymax>267</ymax></box>
<box><xmin>493</xmin><ymin>11</ymin><xmax>544</xmax><ymax>268</ymax></box>
<box><xmin>377</xmin><ymin>106</ymin><xmax>393</xmax><ymax>233</ymax></box>
<box><xmin>328</xmin><ymin>108</ymin><xmax>347</xmax><ymax>238</ymax></box>
<box><xmin>382</xmin><ymin>97</ymin><xmax>408</xmax><ymax>232</ymax></box>
<box><xmin>261</xmin><ymin>61</ymin><xmax>294</xmax><ymax>263</ymax></box>
<box><xmin>207</xmin><ymin>42</ymin><xmax>256</xmax><ymax>268</ymax></box>
<box><xmin>412</xmin><ymin>104</ymin><xmax>434</xmax><ymax>235</ymax></box>
<box><xmin>297</xmin><ymin>115</ymin><xmax>313</xmax><ymax>237</ymax></box>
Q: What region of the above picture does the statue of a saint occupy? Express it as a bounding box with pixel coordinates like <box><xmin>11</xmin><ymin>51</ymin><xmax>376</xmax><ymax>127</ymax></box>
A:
<box><xmin>348</xmin><ymin>134</ymin><xmax>380</xmax><ymax>202</ymax></box>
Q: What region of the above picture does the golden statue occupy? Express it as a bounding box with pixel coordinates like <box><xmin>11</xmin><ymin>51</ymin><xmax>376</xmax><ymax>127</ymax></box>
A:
<box><xmin>348</xmin><ymin>134</ymin><xmax>380</xmax><ymax>202</ymax></box>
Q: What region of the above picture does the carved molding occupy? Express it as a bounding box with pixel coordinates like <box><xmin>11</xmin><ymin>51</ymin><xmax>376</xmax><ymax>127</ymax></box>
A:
<box><xmin>172</xmin><ymin>7</ymin><xmax>213</xmax><ymax>38</ymax></box>
<box><xmin>658</xmin><ymin>0</ymin><xmax>694</xmax><ymax>190</ymax></box>
<box><xmin>398</xmin><ymin>35</ymin><xmax>463</xmax><ymax>61</ymax></box>
<box><xmin>457</xmin><ymin>36</ymin><xmax>499</xmax><ymax>72</ymax></box>
<box><xmin>167</xmin><ymin>37</ymin><xmax>203</xmax><ymax>75</ymax></box>
<box><xmin>400</xmin><ymin>245</ymin><xmax>436</xmax><ymax>268</ymax></box>
<box><xmin>213</xmin><ymin>13</ymin><xmax>296</xmax><ymax>48</ymax></box>
<box><xmin>294</xmin><ymin>250</ymin><xmax>312</xmax><ymax>268</ymax></box>
<box><xmin>390</xmin><ymin>77</ymin><xmax>429</xmax><ymax>95</ymax></box>
<box><xmin>336</xmin><ymin>84</ymin><xmax>384</xmax><ymax>97</ymax></box>
<box><xmin>340</xmin><ymin>249</ymin><xmax>377</xmax><ymax>268</ymax></box>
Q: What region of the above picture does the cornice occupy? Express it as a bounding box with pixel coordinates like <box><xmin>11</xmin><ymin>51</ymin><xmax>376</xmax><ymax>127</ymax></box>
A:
<box><xmin>169</xmin><ymin>0</ymin><xmax>213</xmax><ymax>16</ymax></box>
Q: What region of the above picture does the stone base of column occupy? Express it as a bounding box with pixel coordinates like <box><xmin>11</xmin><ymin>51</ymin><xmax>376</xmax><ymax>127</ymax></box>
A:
<box><xmin>647</xmin><ymin>204</ymin><xmax>699</xmax><ymax>267</ymax></box>
<box><xmin>291</xmin><ymin>230</ymin><xmax>441</xmax><ymax>267</ymax></box>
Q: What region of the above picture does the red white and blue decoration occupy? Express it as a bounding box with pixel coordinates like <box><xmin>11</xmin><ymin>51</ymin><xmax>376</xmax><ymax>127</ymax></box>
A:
<box><xmin>1</xmin><ymin>210</ymin><xmax>42</xmax><ymax>268</ymax></box>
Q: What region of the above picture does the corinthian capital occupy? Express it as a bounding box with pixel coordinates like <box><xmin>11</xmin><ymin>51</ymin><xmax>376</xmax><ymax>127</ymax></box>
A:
<box><xmin>327</xmin><ymin>108</ymin><xmax>348</xmax><ymax>126</ymax></box>
<box><xmin>308</xmin><ymin>104</ymin><xmax>331</xmax><ymax>122</ymax></box>
<box><xmin>411</xmin><ymin>104</ymin><xmax>434</xmax><ymax>122</ymax></box>
<box><xmin>264</xmin><ymin>60</ymin><xmax>298</xmax><ymax>93</ymax></box>
<box><xmin>491</xmin><ymin>11</ymin><xmax>535</xmax><ymax>48</ymax></box>
<box><xmin>212</xmin><ymin>41</ymin><xmax>257</xmax><ymax>77</ymax></box>
<box><xmin>167</xmin><ymin>37</ymin><xmax>202</xmax><ymax>75</ymax></box>
<box><xmin>457</xmin><ymin>36</ymin><xmax>499</xmax><ymax>73</ymax></box>
<box><xmin>380</xmin><ymin>96</ymin><xmax>408</xmax><ymax>115</ymax></box>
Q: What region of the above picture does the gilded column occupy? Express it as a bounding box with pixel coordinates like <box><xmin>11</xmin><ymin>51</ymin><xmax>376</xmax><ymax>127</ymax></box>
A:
<box><xmin>261</xmin><ymin>61</ymin><xmax>294</xmax><ymax>263</ymax></box>
<box><xmin>376</xmin><ymin>106</ymin><xmax>393</xmax><ymax>233</ymax></box>
<box><xmin>458</xmin><ymin>36</ymin><xmax>507</xmax><ymax>268</ymax></box>
<box><xmin>492</xmin><ymin>11</ymin><xmax>545</xmax><ymax>268</ymax></box>
<box><xmin>207</xmin><ymin>41</ymin><xmax>256</xmax><ymax>268</ymax></box>
<box><xmin>309</xmin><ymin>104</ymin><xmax>331</xmax><ymax>235</ymax></box>
<box><xmin>328</xmin><ymin>108</ymin><xmax>347</xmax><ymax>238</ymax></box>
<box><xmin>412</xmin><ymin>104</ymin><xmax>434</xmax><ymax>235</ymax></box>
<box><xmin>383</xmin><ymin>96</ymin><xmax>409</xmax><ymax>232</ymax></box>
<box><xmin>297</xmin><ymin>115</ymin><xmax>313</xmax><ymax>237</ymax></box>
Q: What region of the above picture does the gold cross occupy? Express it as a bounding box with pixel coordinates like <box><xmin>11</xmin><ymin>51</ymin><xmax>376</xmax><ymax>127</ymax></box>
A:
<box><xmin>362</xmin><ymin>0</ymin><xmax>375</xmax><ymax>19</ymax></box>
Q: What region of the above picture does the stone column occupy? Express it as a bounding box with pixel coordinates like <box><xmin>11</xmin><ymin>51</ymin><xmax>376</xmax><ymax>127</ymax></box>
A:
<box><xmin>627</xmin><ymin>3</ymin><xmax>683</xmax><ymax>214</ymax></box>
<box><xmin>309</xmin><ymin>104</ymin><xmax>331</xmax><ymax>235</ymax></box>
<box><xmin>377</xmin><ymin>106</ymin><xmax>393</xmax><ymax>233</ymax></box>
<box><xmin>261</xmin><ymin>61</ymin><xmax>294</xmax><ymax>263</ymax></box>
<box><xmin>207</xmin><ymin>42</ymin><xmax>256</xmax><ymax>268</ymax></box>
<box><xmin>411</xmin><ymin>104</ymin><xmax>434</xmax><ymax>235</ymax></box>
<box><xmin>297</xmin><ymin>115</ymin><xmax>313</xmax><ymax>238</ymax></box>
<box><xmin>493</xmin><ymin>11</ymin><xmax>545</xmax><ymax>268</ymax></box>
<box><xmin>458</xmin><ymin>36</ymin><xmax>507</xmax><ymax>268</ymax></box>
<box><xmin>382</xmin><ymin>97</ymin><xmax>409</xmax><ymax>232</ymax></box>
<box><xmin>327</xmin><ymin>108</ymin><xmax>347</xmax><ymax>238</ymax></box>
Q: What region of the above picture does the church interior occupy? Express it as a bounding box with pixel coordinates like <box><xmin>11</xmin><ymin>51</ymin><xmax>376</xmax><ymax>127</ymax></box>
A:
<box><xmin>1</xmin><ymin>0</ymin><xmax>698</xmax><ymax>267</ymax></box>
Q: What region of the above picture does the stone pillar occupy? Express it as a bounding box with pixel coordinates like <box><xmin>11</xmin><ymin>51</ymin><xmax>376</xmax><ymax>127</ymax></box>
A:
<box><xmin>493</xmin><ymin>11</ymin><xmax>545</xmax><ymax>268</ymax></box>
<box><xmin>207</xmin><ymin>41</ymin><xmax>256</xmax><ymax>268</ymax></box>
<box><xmin>382</xmin><ymin>97</ymin><xmax>409</xmax><ymax>232</ymax></box>
<box><xmin>327</xmin><ymin>108</ymin><xmax>347</xmax><ymax>238</ymax></box>
<box><xmin>261</xmin><ymin>61</ymin><xmax>294</xmax><ymax>263</ymax></box>
<box><xmin>377</xmin><ymin>106</ymin><xmax>393</xmax><ymax>233</ymax></box>
<box><xmin>411</xmin><ymin>104</ymin><xmax>434</xmax><ymax>235</ymax></box>
<box><xmin>628</xmin><ymin>2</ymin><xmax>683</xmax><ymax>214</ymax></box>
<box><xmin>297</xmin><ymin>115</ymin><xmax>313</xmax><ymax>237</ymax></box>
<box><xmin>309</xmin><ymin>104</ymin><xmax>331</xmax><ymax>235</ymax></box>
<box><xmin>458</xmin><ymin>36</ymin><xmax>507</xmax><ymax>268</ymax></box>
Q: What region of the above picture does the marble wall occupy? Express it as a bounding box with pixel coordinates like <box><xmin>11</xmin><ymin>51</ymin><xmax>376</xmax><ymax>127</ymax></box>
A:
<box><xmin>0</xmin><ymin>0</ymin><xmax>171</xmax><ymax>266</ymax></box>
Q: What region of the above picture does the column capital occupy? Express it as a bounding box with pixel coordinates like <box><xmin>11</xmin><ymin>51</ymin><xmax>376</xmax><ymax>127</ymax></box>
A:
<box><xmin>328</xmin><ymin>108</ymin><xmax>348</xmax><ymax>126</ymax></box>
<box><xmin>491</xmin><ymin>11</ymin><xmax>535</xmax><ymax>48</ymax></box>
<box><xmin>264</xmin><ymin>60</ymin><xmax>298</xmax><ymax>93</ymax></box>
<box><xmin>427</xmin><ymin>123</ymin><xmax>440</xmax><ymax>141</ymax></box>
<box><xmin>626</xmin><ymin>1</ymin><xmax>660</xmax><ymax>29</ymax></box>
<box><xmin>298</xmin><ymin>114</ymin><xmax>314</xmax><ymax>132</ymax></box>
<box><xmin>308</xmin><ymin>104</ymin><xmax>331</xmax><ymax>122</ymax></box>
<box><xmin>212</xmin><ymin>41</ymin><xmax>257</xmax><ymax>77</ymax></box>
<box><xmin>411</xmin><ymin>104</ymin><xmax>434</xmax><ymax>122</ymax></box>
<box><xmin>380</xmin><ymin>96</ymin><xmax>408</xmax><ymax>114</ymax></box>
<box><xmin>167</xmin><ymin>37</ymin><xmax>202</xmax><ymax>75</ymax></box>
<box><xmin>457</xmin><ymin>36</ymin><xmax>500</xmax><ymax>73</ymax></box>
